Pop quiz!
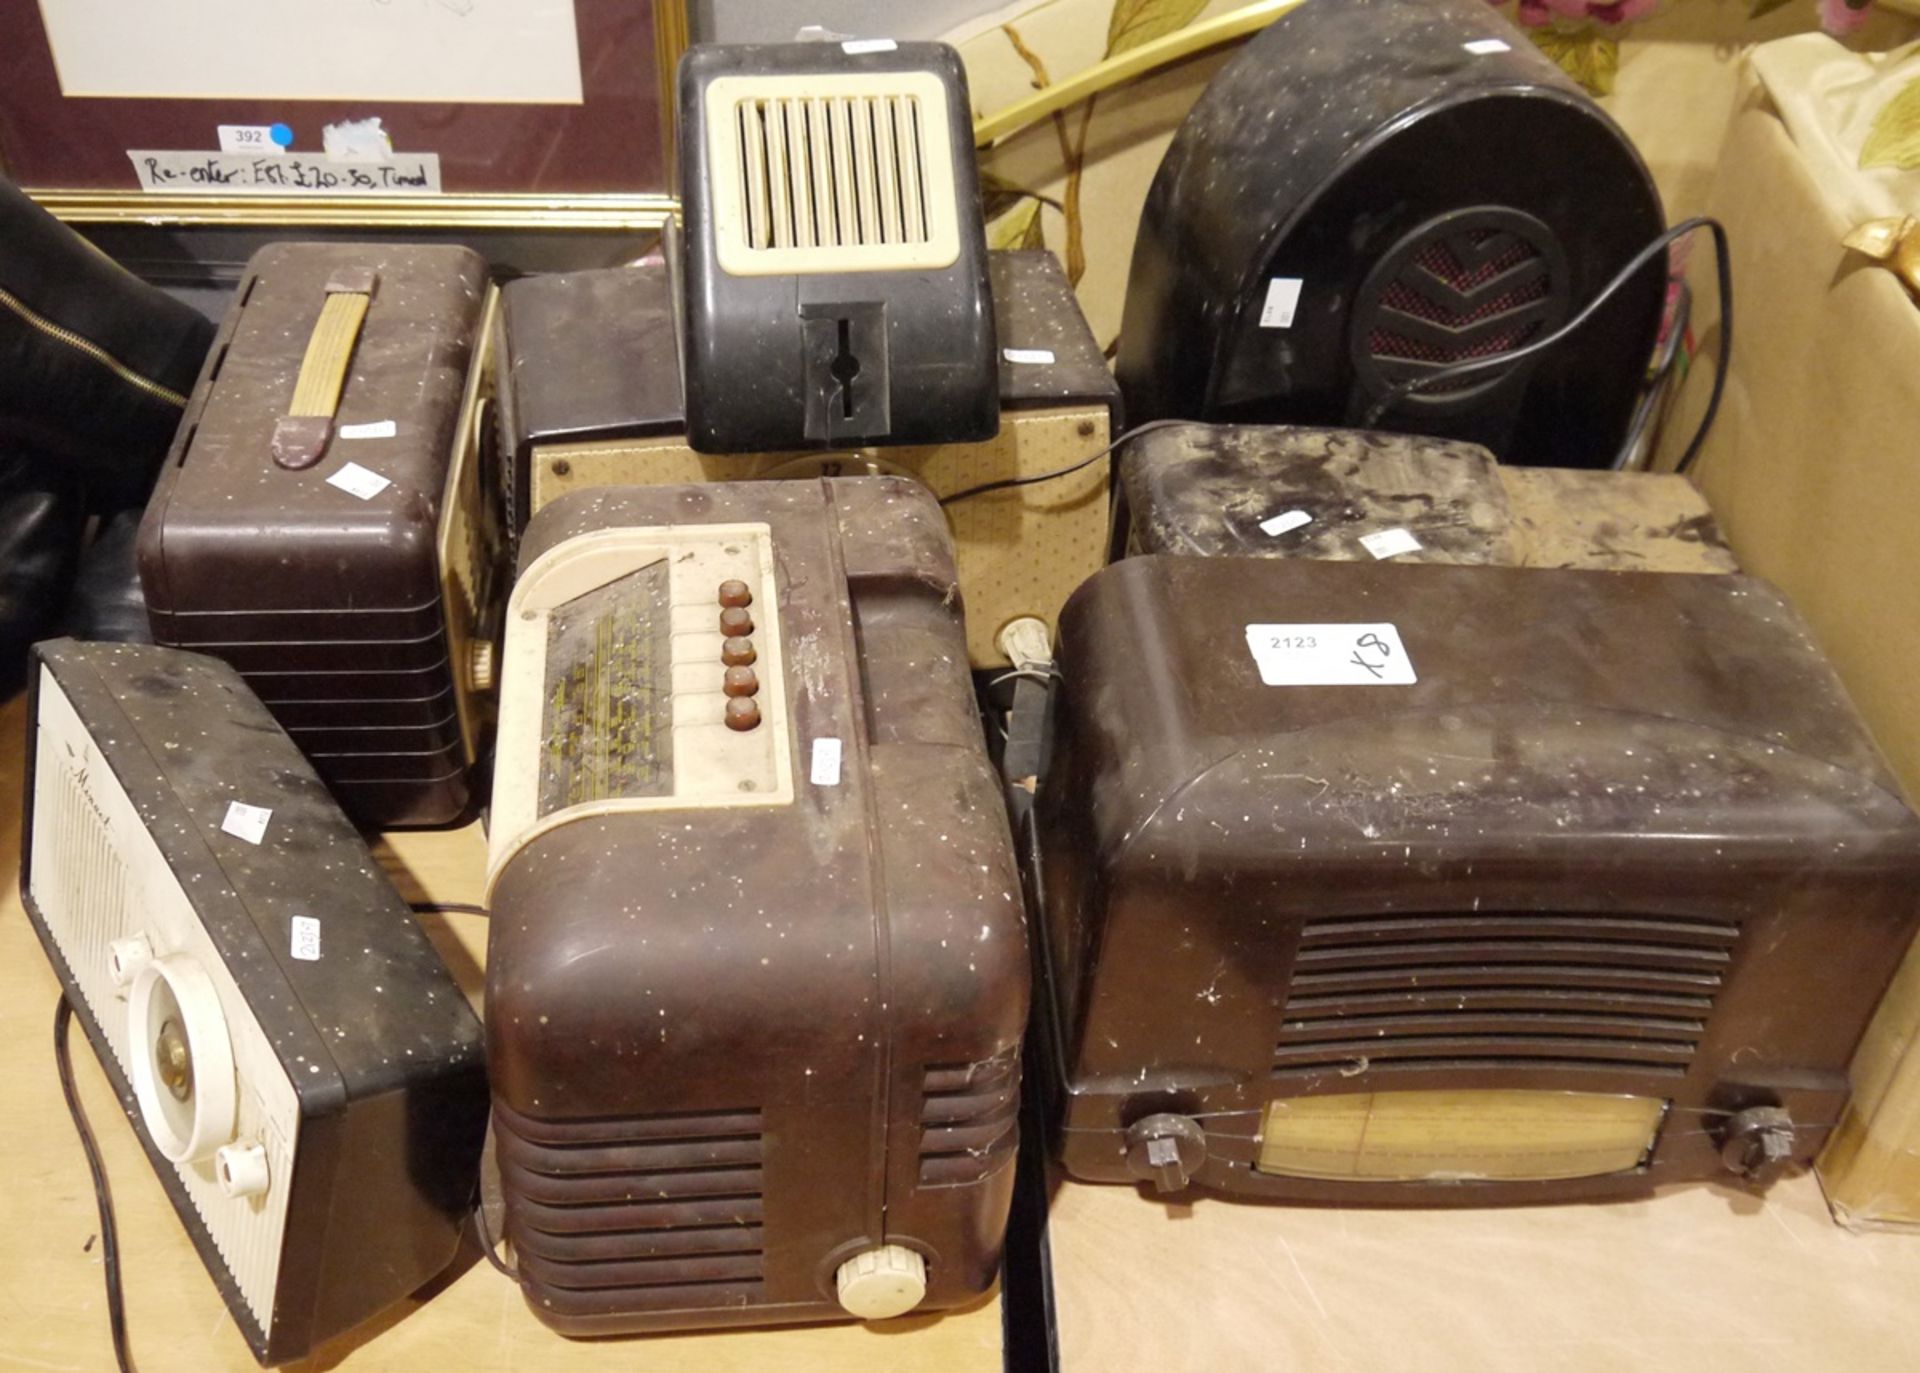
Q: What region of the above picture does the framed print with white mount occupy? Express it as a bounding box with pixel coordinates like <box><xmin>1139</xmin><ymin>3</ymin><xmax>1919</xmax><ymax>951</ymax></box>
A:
<box><xmin>0</xmin><ymin>0</ymin><xmax>687</xmax><ymax>230</ymax></box>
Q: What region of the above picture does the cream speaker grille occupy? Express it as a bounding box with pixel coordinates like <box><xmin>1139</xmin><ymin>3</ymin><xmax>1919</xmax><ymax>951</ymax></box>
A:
<box><xmin>20</xmin><ymin>640</ymin><xmax>489</xmax><ymax>1366</ymax></box>
<box><xmin>30</xmin><ymin>664</ymin><xmax>299</xmax><ymax>1343</ymax></box>
<box><xmin>705</xmin><ymin>74</ymin><xmax>961</xmax><ymax>276</ymax></box>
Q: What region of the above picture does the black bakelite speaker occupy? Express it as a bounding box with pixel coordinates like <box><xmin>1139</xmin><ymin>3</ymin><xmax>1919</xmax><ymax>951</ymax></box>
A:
<box><xmin>1116</xmin><ymin>0</ymin><xmax>1667</xmax><ymax>468</ymax></box>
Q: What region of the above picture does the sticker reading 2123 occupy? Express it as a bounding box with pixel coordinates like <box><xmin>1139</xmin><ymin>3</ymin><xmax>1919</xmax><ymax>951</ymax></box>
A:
<box><xmin>1244</xmin><ymin>623</ymin><xmax>1417</xmax><ymax>687</ymax></box>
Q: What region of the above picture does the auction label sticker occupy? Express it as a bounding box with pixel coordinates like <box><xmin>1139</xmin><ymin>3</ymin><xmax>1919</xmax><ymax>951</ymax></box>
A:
<box><xmin>326</xmin><ymin>462</ymin><xmax>392</xmax><ymax>500</ymax></box>
<box><xmin>221</xmin><ymin>801</ymin><xmax>273</xmax><ymax>844</ymax></box>
<box><xmin>1244</xmin><ymin>623</ymin><xmax>1416</xmax><ymax>686</ymax></box>
<box><xmin>1259</xmin><ymin>277</ymin><xmax>1305</xmax><ymax>328</ymax></box>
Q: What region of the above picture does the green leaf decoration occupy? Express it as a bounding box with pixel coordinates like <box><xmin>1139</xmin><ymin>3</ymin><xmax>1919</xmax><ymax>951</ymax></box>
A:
<box><xmin>989</xmin><ymin>199</ymin><xmax>1047</xmax><ymax>252</ymax></box>
<box><xmin>1862</xmin><ymin>78</ymin><xmax>1920</xmax><ymax>172</ymax></box>
<box><xmin>1531</xmin><ymin>28</ymin><xmax>1619</xmax><ymax>98</ymax></box>
<box><xmin>1748</xmin><ymin>0</ymin><xmax>1797</xmax><ymax>19</ymax></box>
<box><xmin>1106</xmin><ymin>0</ymin><xmax>1210</xmax><ymax>59</ymax></box>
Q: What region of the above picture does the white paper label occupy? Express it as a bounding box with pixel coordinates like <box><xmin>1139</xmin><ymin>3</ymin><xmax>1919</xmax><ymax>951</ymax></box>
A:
<box><xmin>338</xmin><ymin>420</ymin><xmax>397</xmax><ymax>440</ymax></box>
<box><xmin>1359</xmin><ymin>527</ymin><xmax>1424</xmax><ymax>560</ymax></box>
<box><xmin>217</xmin><ymin>125</ymin><xmax>282</xmax><ymax>155</ymax></box>
<box><xmin>290</xmin><ymin>916</ymin><xmax>322</xmax><ymax>962</ymax></box>
<box><xmin>326</xmin><ymin>462</ymin><xmax>392</xmax><ymax>501</ymax></box>
<box><xmin>127</xmin><ymin>149</ymin><xmax>441</xmax><ymax>196</ymax></box>
<box><xmin>1003</xmin><ymin>347</ymin><xmax>1056</xmax><ymax>365</ymax></box>
<box><xmin>1464</xmin><ymin>38</ymin><xmax>1512</xmax><ymax>54</ymax></box>
<box><xmin>1260</xmin><ymin>509</ymin><xmax>1313</xmax><ymax>537</ymax></box>
<box><xmin>1259</xmin><ymin>277</ymin><xmax>1304</xmax><ymax>329</ymax></box>
<box><xmin>842</xmin><ymin>38</ymin><xmax>897</xmax><ymax>53</ymax></box>
<box><xmin>221</xmin><ymin>801</ymin><xmax>273</xmax><ymax>845</ymax></box>
<box><xmin>1244</xmin><ymin>624</ymin><xmax>1417</xmax><ymax>687</ymax></box>
<box><xmin>810</xmin><ymin>737</ymin><xmax>844</xmax><ymax>787</ymax></box>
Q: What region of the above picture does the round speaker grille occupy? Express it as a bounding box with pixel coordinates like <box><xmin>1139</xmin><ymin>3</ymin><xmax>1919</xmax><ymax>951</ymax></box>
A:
<box><xmin>1352</xmin><ymin>207</ymin><xmax>1569</xmax><ymax>412</ymax></box>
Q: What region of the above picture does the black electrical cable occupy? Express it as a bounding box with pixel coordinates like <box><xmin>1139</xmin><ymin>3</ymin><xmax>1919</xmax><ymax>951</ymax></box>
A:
<box><xmin>1611</xmin><ymin>280</ymin><xmax>1692</xmax><ymax>472</ymax></box>
<box><xmin>469</xmin><ymin>1196</ymin><xmax>518</xmax><ymax>1280</ymax></box>
<box><xmin>408</xmin><ymin>901</ymin><xmax>489</xmax><ymax>918</ymax></box>
<box><xmin>55</xmin><ymin>996</ymin><xmax>137</xmax><ymax>1373</ymax></box>
<box><xmin>937</xmin><ymin>417</ymin><xmax>1196</xmax><ymax>507</ymax></box>
<box><xmin>1359</xmin><ymin>216</ymin><xmax>1732</xmax><ymax>476</ymax></box>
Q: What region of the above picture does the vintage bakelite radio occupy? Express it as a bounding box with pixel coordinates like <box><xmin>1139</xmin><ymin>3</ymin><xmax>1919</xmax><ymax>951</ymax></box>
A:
<box><xmin>484</xmin><ymin>478</ymin><xmax>1029</xmax><ymax>1333</ymax></box>
<box><xmin>20</xmin><ymin>640</ymin><xmax>489</xmax><ymax>1364</ymax></box>
<box><xmin>494</xmin><ymin>39</ymin><xmax>1119</xmax><ymax>667</ymax></box>
<box><xmin>1030</xmin><ymin>556</ymin><xmax>1920</xmax><ymax>1202</ymax></box>
<box><xmin>1118</xmin><ymin>421</ymin><xmax>1739</xmax><ymax>573</ymax></box>
<box><xmin>140</xmin><ymin>243</ymin><xmax>506</xmax><ymax>828</ymax></box>
<box><xmin>1117</xmin><ymin>0</ymin><xmax>1666</xmax><ymax>468</ymax></box>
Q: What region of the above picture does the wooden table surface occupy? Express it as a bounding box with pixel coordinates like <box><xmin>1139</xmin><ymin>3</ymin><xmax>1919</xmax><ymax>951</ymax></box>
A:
<box><xmin>0</xmin><ymin>691</ymin><xmax>1004</xmax><ymax>1373</ymax></box>
<box><xmin>1044</xmin><ymin>1167</ymin><xmax>1920</xmax><ymax>1372</ymax></box>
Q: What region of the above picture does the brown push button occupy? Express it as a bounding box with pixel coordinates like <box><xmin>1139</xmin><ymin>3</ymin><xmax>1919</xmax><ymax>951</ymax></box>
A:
<box><xmin>724</xmin><ymin>696</ymin><xmax>761</xmax><ymax>731</ymax></box>
<box><xmin>722</xmin><ymin>635</ymin><xmax>757</xmax><ymax>667</ymax></box>
<box><xmin>718</xmin><ymin>579</ymin><xmax>753</xmax><ymax>608</ymax></box>
<box><xmin>723</xmin><ymin>666</ymin><xmax>759</xmax><ymax>698</ymax></box>
<box><xmin>720</xmin><ymin>606</ymin><xmax>754</xmax><ymax>636</ymax></box>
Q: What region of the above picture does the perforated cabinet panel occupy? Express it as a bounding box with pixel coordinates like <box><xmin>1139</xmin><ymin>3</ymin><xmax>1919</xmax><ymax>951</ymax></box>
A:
<box><xmin>528</xmin><ymin>403</ymin><xmax>1111</xmax><ymax>666</ymax></box>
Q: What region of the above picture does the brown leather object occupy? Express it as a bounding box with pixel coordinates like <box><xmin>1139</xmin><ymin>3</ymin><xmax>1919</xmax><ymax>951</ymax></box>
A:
<box><xmin>0</xmin><ymin>176</ymin><xmax>211</xmax><ymax>507</ymax></box>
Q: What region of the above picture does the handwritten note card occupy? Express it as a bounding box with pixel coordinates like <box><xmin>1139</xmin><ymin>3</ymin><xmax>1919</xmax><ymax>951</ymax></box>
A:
<box><xmin>128</xmin><ymin>150</ymin><xmax>442</xmax><ymax>195</ymax></box>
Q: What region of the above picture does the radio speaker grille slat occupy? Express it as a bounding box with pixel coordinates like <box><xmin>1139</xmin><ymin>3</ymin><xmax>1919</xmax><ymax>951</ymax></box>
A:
<box><xmin>918</xmin><ymin>1048</ymin><xmax>1020</xmax><ymax>1187</ymax></box>
<box><xmin>1274</xmin><ymin>913</ymin><xmax>1739</xmax><ymax>1079</ymax></box>
<box><xmin>735</xmin><ymin>94</ymin><xmax>930</xmax><ymax>253</ymax></box>
<box><xmin>496</xmin><ymin>1106</ymin><xmax>767</xmax><ymax>1308</ymax></box>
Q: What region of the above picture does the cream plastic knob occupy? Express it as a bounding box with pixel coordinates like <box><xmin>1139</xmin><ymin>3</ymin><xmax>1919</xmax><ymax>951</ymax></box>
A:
<box><xmin>995</xmin><ymin>616</ymin><xmax>1054</xmax><ymax>672</ymax></box>
<box><xmin>469</xmin><ymin>639</ymin><xmax>497</xmax><ymax>694</ymax></box>
<box><xmin>834</xmin><ymin>1245</ymin><xmax>927</xmax><ymax>1320</ymax></box>
<box><xmin>215</xmin><ymin>1140</ymin><xmax>271</xmax><ymax>1199</ymax></box>
<box><xmin>109</xmin><ymin>934</ymin><xmax>154</xmax><ymax>987</ymax></box>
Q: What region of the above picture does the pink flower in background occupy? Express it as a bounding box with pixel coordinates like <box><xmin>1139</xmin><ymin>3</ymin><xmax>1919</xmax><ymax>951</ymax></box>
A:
<box><xmin>1487</xmin><ymin>0</ymin><xmax>1872</xmax><ymax>32</ymax></box>
<box><xmin>1819</xmin><ymin>0</ymin><xmax>1874</xmax><ymax>34</ymax></box>
<box><xmin>1501</xmin><ymin>0</ymin><xmax>1660</xmax><ymax>27</ymax></box>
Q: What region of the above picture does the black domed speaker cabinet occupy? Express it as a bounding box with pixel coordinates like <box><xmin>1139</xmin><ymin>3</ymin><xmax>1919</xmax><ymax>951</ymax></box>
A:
<box><xmin>1116</xmin><ymin>0</ymin><xmax>1667</xmax><ymax>469</ymax></box>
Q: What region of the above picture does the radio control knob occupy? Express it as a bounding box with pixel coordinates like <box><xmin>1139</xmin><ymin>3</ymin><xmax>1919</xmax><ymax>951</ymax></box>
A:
<box><xmin>216</xmin><ymin>1140</ymin><xmax>271</xmax><ymax>1199</ymax></box>
<box><xmin>720</xmin><ymin>606</ymin><xmax>754</xmax><ymax>637</ymax></box>
<box><xmin>722</xmin><ymin>636</ymin><xmax>757</xmax><ymax>667</ymax></box>
<box><xmin>835</xmin><ymin>1244</ymin><xmax>927</xmax><ymax>1320</ymax></box>
<box><xmin>723</xmin><ymin>666</ymin><xmax>759</xmax><ymax>698</ymax></box>
<box><xmin>1717</xmin><ymin>1105</ymin><xmax>1797</xmax><ymax>1184</ymax></box>
<box><xmin>1124</xmin><ymin>1113</ymin><xmax>1208</xmax><ymax>1193</ymax></box>
<box><xmin>718</xmin><ymin>579</ymin><xmax>753</xmax><ymax>608</ymax></box>
<box><xmin>468</xmin><ymin>639</ymin><xmax>497</xmax><ymax>694</ymax></box>
<box><xmin>996</xmin><ymin>616</ymin><xmax>1054</xmax><ymax>672</ymax></box>
<box><xmin>109</xmin><ymin>934</ymin><xmax>154</xmax><ymax>987</ymax></box>
<box><xmin>724</xmin><ymin>697</ymin><xmax>761</xmax><ymax>731</ymax></box>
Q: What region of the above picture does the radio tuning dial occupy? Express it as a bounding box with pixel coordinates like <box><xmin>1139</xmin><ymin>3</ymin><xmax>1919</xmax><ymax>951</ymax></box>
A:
<box><xmin>1123</xmin><ymin>1113</ymin><xmax>1208</xmax><ymax>1193</ymax></box>
<box><xmin>836</xmin><ymin>1245</ymin><xmax>927</xmax><ymax>1320</ymax></box>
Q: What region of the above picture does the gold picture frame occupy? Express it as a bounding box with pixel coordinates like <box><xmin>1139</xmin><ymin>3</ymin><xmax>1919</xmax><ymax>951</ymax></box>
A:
<box><xmin>2</xmin><ymin>0</ymin><xmax>688</xmax><ymax>230</ymax></box>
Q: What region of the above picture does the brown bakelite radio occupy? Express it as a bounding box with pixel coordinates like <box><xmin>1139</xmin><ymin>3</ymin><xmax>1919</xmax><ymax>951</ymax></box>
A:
<box><xmin>139</xmin><ymin>243</ymin><xmax>506</xmax><ymax>828</ymax></box>
<box><xmin>483</xmin><ymin>477</ymin><xmax>1028</xmax><ymax>1333</ymax></box>
<box><xmin>1031</xmin><ymin>555</ymin><xmax>1920</xmax><ymax>1203</ymax></box>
